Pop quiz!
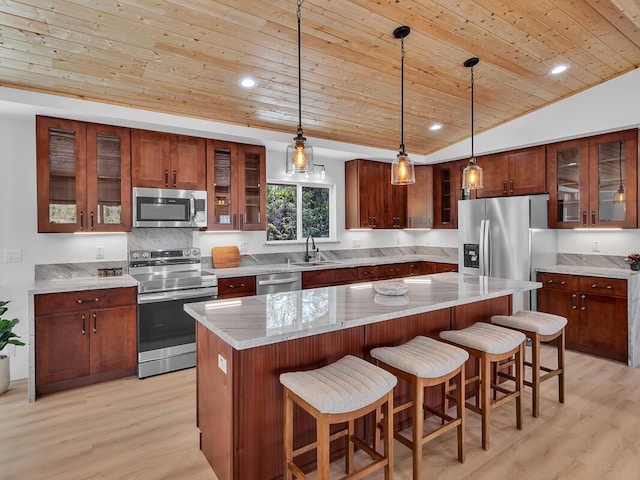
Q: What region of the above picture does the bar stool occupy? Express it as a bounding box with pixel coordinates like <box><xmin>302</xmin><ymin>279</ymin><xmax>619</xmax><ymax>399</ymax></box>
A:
<box><xmin>491</xmin><ymin>310</ymin><xmax>567</xmax><ymax>417</ymax></box>
<box><xmin>280</xmin><ymin>355</ymin><xmax>397</xmax><ymax>480</ymax></box>
<box><xmin>370</xmin><ymin>336</ymin><xmax>469</xmax><ymax>480</ymax></box>
<box><xmin>439</xmin><ymin>322</ymin><xmax>526</xmax><ymax>450</ymax></box>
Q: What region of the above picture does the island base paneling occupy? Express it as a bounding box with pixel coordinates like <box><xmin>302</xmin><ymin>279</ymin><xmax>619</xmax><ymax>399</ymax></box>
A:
<box><xmin>196</xmin><ymin>295</ymin><xmax>512</xmax><ymax>480</ymax></box>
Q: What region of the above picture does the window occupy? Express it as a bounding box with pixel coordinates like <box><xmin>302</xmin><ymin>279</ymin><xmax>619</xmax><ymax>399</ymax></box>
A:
<box><xmin>266</xmin><ymin>182</ymin><xmax>333</xmax><ymax>242</ymax></box>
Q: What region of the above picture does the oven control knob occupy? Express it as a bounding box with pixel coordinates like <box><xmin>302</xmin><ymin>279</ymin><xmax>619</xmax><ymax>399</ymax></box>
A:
<box><xmin>142</xmin><ymin>252</ymin><xmax>149</xmax><ymax>259</ymax></box>
<box><xmin>131</xmin><ymin>252</ymin><xmax>139</xmax><ymax>259</ymax></box>
<box><xmin>183</xmin><ymin>249</ymin><xmax>191</xmax><ymax>257</ymax></box>
<box><xmin>192</xmin><ymin>249</ymin><xmax>199</xmax><ymax>256</ymax></box>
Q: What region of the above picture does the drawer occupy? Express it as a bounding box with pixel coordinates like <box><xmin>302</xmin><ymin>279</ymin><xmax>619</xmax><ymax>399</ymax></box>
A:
<box><xmin>580</xmin><ymin>276</ymin><xmax>627</xmax><ymax>297</ymax></box>
<box><xmin>218</xmin><ymin>276</ymin><xmax>256</xmax><ymax>296</ymax></box>
<box><xmin>408</xmin><ymin>262</ymin><xmax>436</xmax><ymax>276</ymax></box>
<box><xmin>378</xmin><ymin>263</ymin><xmax>411</xmax><ymax>279</ymax></box>
<box><xmin>35</xmin><ymin>287</ymin><xmax>137</xmax><ymax>316</ymax></box>
<box><xmin>302</xmin><ymin>268</ymin><xmax>358</xmax><ymax>288</ymax></box>
<box><xmin>357</xmin><ymin>265</ymin><xmax>379</xmax><ymax>280</ymax></box>
<box><xmin>436</xmin><ymin>262</ymin><xmax>458</xmax><ymax>273</ymax></box>
<box><xmin>537</xmin><ymin>272</ymin><xmax>579</xmax><ymax>291</ymax></box>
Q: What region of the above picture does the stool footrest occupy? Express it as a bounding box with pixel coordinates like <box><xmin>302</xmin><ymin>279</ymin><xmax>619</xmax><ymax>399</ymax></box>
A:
<box><xmin>291</xmin><ymin>427</ymin><xmax>349</xmax><ymax>458</ymax></box>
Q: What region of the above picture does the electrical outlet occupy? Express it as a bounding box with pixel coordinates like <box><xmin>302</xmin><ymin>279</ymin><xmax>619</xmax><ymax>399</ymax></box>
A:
<box><xmin>3</xmin><ymin>249</ymin><xmax>21</xmax><ymax>262</ymax></box>
<box><xmin>352</xmin><ymin>239</ymin><xmax>361</xmax><ymax>248</ymax></box>
<box><xmin>238</xmin><ymin>241</ymin><xmax>248</xmax><ymax>252</ymax></box>
<box><xmin>218</xmin><ymin>354</ymin><xmax>228</xmax><ymax>374</ymax></box>
<box><xmin>96</xmin><ymin>246</ymin><xmax>104</xmax><ymax>259</ymax></box>
<box><xmin>592</xmin><ymin>240</ymin><xmax>600</xmax><ymax>252</ymax></box>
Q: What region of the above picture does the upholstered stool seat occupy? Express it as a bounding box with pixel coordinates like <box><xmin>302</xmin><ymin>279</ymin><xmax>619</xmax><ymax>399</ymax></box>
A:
<box><xmin>491</xmin><ymin>310</ymin><xmax>567</xmax><ymax>417</ymax></box>
<box><xmin>371</xmin><ymin>336</ymin><xmax>469</xmax><ymax>480</ymax></box>
<box><xmin>280</xmin><ymin>355</ymin><xmax>397</xmax><ymax>480</ymax></box>
<box><xmin>440</xmin><ymin>322</ymin><xmax>526</xmax><ymax>450</ymax></box>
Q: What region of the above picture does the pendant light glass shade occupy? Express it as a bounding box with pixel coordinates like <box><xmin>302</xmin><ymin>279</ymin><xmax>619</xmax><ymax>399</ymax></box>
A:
<box><xmin>614</xmin><ymin>141</ymin><xmax>625</xmax><ymax>203</ymax></box>
<box><xmin>285</xmin><ymin>0</ymin><xmax>313</xmax><ymax>175</ymax></box>
<box><xmin>391</xmin><ymin>26</ymin><xmax>415</xmax><ymax>185</ymax></box>
<box><xmin>461</xmin><ymin>57</ymin><xmax>483</xmax><ymax>190</ymax></box>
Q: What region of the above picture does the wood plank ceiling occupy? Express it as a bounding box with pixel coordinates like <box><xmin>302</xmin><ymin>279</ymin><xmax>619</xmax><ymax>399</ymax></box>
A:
<box><xmin>0</xmin><ymin>0</ymin><xmax>639</xmax><ymax>155</ymax></box>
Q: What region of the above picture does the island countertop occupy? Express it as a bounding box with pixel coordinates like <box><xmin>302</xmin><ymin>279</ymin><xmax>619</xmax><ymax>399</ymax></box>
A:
<box><xmin>185</xmin><ymin>272</ymin><xmax>541</xmax><ymax>350</ymax></box>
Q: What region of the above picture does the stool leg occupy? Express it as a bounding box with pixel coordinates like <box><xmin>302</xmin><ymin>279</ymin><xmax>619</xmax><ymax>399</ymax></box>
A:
<box><xmin>284</xmin><ymin>389</ymin><xmax>294</xmax><ymax>480</ymax></box>
<box><xmin>346</xmin><ymin>419</ymin><xmax>354</xmax><ymax>474</ymax></box>
<box><xmin>516</xmin><ymin>344</ymin><xmax>524</xmax><ymax>430</ymax></box>
<box><xmin>456</xmin><ymin>366</ymin><xmax>466</xmax><ymax>463</ymax></box>
<box><xmin>317</xmin><ymin>417</ymin><xmax>330</xmax><ymax>480</ymax></box>
<box><xmin>412</xmin><ymin>377</ymin><xmax>424</xmax><ymax>480</ymax></box>
<box><xmin>558</xmin><ymin>330</ymin><xmax>565</xmax><ymax>404</ymax></box>
<box><xmin>531</xmin><ymin>333</ymin><xmax>541</xmax><ymax>418</ymax></box>
<box><xmin>384</xmin><ymin>392</ymin><xmax>394</xmax><ymax>480</ymax></box>
<box><xmin>481</xmin><ymin>354</ymin><xmax>491</xmax><ymax>450</ymax></box>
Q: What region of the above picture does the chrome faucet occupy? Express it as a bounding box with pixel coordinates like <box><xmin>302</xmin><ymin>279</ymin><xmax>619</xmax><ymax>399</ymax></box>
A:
<box><xmin>305</xmin><ymin>235</ymin><xmax>316</xmax><ymax>262</ymax></box>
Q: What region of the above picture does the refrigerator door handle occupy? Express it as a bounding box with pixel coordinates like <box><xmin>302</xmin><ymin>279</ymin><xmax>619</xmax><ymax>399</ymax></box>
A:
<box><xmin>484</xmin><ymin>219</ymin><xmax>491</xmax><ymax>276</ymax></box>
<box><xmin>479</xmin><ymin>219</ymin><xmax>490</xmax><ymax>276</ymax></box>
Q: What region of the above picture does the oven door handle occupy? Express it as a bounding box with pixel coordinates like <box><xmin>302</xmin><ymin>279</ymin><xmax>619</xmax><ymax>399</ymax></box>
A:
<box><xmin>137</xmin><ymin>287</ymin><xmax>219</xmax><ymax>304</ymax></box>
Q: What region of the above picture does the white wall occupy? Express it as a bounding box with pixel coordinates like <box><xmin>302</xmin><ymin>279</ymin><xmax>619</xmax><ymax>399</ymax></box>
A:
<box><xmin>2</xmin><ymin>68</ymin><xmax>640</xmax><ymax>381</ymax></box>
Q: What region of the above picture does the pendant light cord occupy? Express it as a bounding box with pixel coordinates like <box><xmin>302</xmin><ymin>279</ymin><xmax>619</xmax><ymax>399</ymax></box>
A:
<box><xmin>297</xmin><ymin>0</ymin><xmax>303</xmax><ymax>133</ymax></box>
<box><xmin>400</xmin><ymin>36</ymin><xmax>405</xmax><ymax>153</ymax></box>
<box><xmin>619</xmin><ymin>141</ymin><xmax>623</xmax><ymax>185</ymax></box>
<box><xmin>470</xmin><ymin>64</ymin><xmax>475</xmax><ymax>158</ymax></box>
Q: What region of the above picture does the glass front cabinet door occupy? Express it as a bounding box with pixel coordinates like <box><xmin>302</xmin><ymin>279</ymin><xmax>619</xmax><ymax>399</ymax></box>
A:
<box><xmin>36</xmin><ymin>117</ymin><xmax>131</xmax><ymax>233</ymax></box>
<box><xmin>548</xmin><ymin>129</ymin><xmax>638</xmax><ymax>229</ymax></box>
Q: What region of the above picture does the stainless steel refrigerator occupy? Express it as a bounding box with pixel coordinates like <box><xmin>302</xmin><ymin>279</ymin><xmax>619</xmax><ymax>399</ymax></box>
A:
<box><xmin>458</xmin><ymin>195</ymin><xmax>557</xmax><ymax>312</ymax></box>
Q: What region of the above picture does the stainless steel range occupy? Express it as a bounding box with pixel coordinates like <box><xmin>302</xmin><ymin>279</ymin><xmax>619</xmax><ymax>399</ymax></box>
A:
<box><xmin>129</xmin><ymin>248</ymin><xmax>218</xmax><ymax>378</ymax></box>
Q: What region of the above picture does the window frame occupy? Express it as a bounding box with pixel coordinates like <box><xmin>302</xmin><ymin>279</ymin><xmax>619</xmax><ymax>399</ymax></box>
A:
<box><xmin>265</xmin><ymin>180</ymin><xmax>336</xmax><ymax>243</ymax></box>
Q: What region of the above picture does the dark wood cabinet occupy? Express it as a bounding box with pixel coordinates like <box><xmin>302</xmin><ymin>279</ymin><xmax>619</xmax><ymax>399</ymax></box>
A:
<box><xmin>537</xmin><ymin>272</ymin><xmax>627</xmax><ymax>362</ymax></box>
<box><xmin>35</xmin><ymin>287</ymin><xmax>137</xmax><ymax>396</ymax></box>
<box><xmin>378</xmin><ymin>263</ymin><xmax>411</xmax><ymax>279</ymax></box>
<box><xmin>217</xmin><ymin>276</ymin><xmax>256</xmax><ymax>299</ymax></box>
<box><xmin>408</xmin><ymin>261</ymin><xmax>437</xmax><ymax>276</ymax></box>
<box><xmin>132</xmin><ymin>130</ymin><xmax>206</xmax><ymax>190</ymax></box>
<box><xmin>435</xmin><ymin>262</ymin><xmax>458</xmax><ymax>273</ymax></box>
<box><xmin>345</xmin><ymin>159</ymin><xmax>407</xmax><ymax>229</ymax></box>
<box><xmin>206</xmin><ymin>140</ymin><xmax>266</xmax><ymax>231</ymax></box>
<box><xmin>433</xmin><ymin>160</ymin><xmax>465</xmax><ymax>229</ymax></box>
<box><xmin>547</xmin><ymin>129</ymin><xmax>638</xmax><ymax>229</ymax></box>
<box><xmin>302</xmin><ymin>268</ymin><xmax>359</xmax><ymax>289</ymax></box>
<box><xmin>477</xmin><ymin>145</ymin><xmax>546</xmax><ymax>197</ymax></box>
<box><xmin>406</xmin><ymin>165</ymin><xmax>433</xmax><ymax>228</ymax></box>
<box><xmin>36</xmin><ymin>117</ymin><xmax>132</xmax><ymax>233</ymax></box>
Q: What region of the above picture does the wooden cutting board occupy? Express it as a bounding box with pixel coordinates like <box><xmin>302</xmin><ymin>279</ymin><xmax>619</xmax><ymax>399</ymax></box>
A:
<box><xmin>212</xmin><ymin>246</ymin><xmax>241</xmax><ymax>268</ymax></box>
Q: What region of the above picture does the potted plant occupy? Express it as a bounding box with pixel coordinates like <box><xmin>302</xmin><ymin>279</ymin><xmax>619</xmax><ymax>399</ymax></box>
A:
<box><xmin>0</xmin><ymin>301</ymin><xmax>25</xmax><ymax>395</ymax></box>
<box><xmin>625</xmin><ymin>253</ymin><xmax>640</xmax><ymax>271</ymax></box>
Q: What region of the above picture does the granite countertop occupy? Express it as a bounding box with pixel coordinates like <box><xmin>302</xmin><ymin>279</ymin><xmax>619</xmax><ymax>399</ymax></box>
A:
<box><xmin>210</xmin><ymin>254</ymin><xmax>456</xmax><ymax>278</ymax></box>
<box><xmin>536</xmin><ymin>264</ymin><xmax>639</xmax><ymax>280</ymax></box>
<box><xmin>30</xmin><ymin>275</ymin><xmax>139</xmax><ymax>295</ymax></box>
<box><xmin>185</xmin><ymin>272</ymin><xmax>541</xmax><ymax>350</ymax></box>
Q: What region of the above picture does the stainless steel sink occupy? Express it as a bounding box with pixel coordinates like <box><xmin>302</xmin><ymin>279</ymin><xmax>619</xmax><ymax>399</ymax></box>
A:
<box><xmin>291</xmin><ymin>261</ymin><xmax>343</xmax><ymax>267</ymax></box>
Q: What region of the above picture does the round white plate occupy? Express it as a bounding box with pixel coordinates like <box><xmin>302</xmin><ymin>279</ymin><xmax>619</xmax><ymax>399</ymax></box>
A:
<box><xmin>373</xmin><ymin>281</ymin><xmax>408</xmax><ymax>296</ymax></box>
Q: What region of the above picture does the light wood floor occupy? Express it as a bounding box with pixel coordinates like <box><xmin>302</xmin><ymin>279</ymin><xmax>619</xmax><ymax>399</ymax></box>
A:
<box><xmin>2</xmin><ymin>347</ymin><xmax>640</xmax><ymax>480</ymax></box>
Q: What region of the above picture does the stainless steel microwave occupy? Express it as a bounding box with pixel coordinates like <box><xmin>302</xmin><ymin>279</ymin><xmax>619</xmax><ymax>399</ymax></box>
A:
<box><xmin>132</xmin><ymin>187</ymin><xmax>207</xmax><ymax>228</ymax></box>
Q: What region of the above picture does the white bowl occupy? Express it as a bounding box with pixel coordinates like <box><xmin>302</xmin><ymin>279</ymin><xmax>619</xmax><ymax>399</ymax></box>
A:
<box><xmin>373</xmin><ymin>281</ymin><xmax>408</xmax><ymax>296</ymax></box>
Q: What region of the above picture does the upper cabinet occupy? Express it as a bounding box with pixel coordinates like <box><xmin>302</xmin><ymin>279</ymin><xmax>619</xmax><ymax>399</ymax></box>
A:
<box><xmin>345</xmin><ymin>159</ymin><xmax>407</xmax><ymax>229</ymax></box>
<box><xmin>433</xmin><ymin>160</ymin><xmax>465</xmax><ymax>229</ymax></box>
<box><xmin>206</xmin><ymin>140</ymin><xmax>266</xmax><ymax>231</ymax></box>
<box><xmin>131</xmin><ymin>130</ymin><xmax>206</xmax><ymax>190</ymax></box>
<box><xmin>36</xmin><ymin>116</ymin><xmax>132</xmax><ymax>233</ymax></box>
<box><xmin>406</xmin><ymin>165</ymin><xmax>433</xmax><ymax>228</ymax></box>
<box><xmin>547</xmin><ymin>129</ymin><xmax>638</xmax><ymax>229</ymax></box>
<box><xmin>476</xmin><ymin>145</ymin><xmax>546</xmax><ymax>197</ymax></box>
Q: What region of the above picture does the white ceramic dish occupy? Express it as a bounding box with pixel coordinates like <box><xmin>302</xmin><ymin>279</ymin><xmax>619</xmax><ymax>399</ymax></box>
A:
<box><xmin>373</xmin><ymin>281</ymin><xmax>408</xmax><ymax>296</ymax></box>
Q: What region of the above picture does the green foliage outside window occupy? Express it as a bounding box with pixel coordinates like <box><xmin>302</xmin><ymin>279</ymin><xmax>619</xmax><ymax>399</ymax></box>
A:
<box><xmin>267</xmin><ymin>184</ymin><xmax>331</xmax><ymax>241</ymax></box>
<box><xmin>302</xmin><ymin>187</ymin><xmax>329</xmax><ymax>238</ymax></box>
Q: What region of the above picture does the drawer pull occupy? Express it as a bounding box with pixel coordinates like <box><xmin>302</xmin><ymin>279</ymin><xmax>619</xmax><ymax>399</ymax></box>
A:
<box><xmin>93</xmin><ymin>312</ymin><xmax>97</xmax><ymax>334</ymax></box>
<box><xmin>81</xmin><ymin>314</ymin><xmax>86</xmax><ymax>336</ymax></box>
<box><xmin>77</xmin><ymin>298</ymin><xmax>100</xmax><ymax>304</ymax></box>
<box><xmin>590</xmin><ymin>284</ymin><xmax>612</xmax><ymax>289</ymax></box>
<box><xmin>229</xmin><ymin>283</ymin><xmax>245</xmax><ymax>289</ymax></box>
<box><xmin>546</xmin><ymin>279</ymin><xmax>566</xmax><ymax>285</ymax></box>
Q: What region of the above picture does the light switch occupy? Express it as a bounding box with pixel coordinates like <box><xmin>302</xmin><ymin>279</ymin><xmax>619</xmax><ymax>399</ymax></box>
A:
<box><xmin>3</xmin><ymin>249</ymin><xmax>21</xmax><ymax>262</ymax></box>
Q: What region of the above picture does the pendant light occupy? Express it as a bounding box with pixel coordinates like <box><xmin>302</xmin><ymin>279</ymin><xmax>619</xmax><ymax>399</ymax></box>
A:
<box><xmin>614</xmin><ymin>141</ymin><xmax>625</xmax><ymax>203</ymax></box>
<box><xmin>285</xmin><ymin>0</ymin><xmax>314</xmax><ymax>175</ymax></box>
<box><xmin>391</xmin><ymin>26</ymin><xmax>415</xmax><ymax>185</ymax></box>
<box><xmin>461</xmin><ymin>57</ymin><xmax>483</xmax><ymax>190</ymax></box>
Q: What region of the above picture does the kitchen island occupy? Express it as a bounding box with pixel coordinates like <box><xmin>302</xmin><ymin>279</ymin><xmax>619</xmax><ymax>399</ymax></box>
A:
<box><xmin>185</xmin><ymin>272</ymin><xmax>540</xmax><ymax>480</ymax></box>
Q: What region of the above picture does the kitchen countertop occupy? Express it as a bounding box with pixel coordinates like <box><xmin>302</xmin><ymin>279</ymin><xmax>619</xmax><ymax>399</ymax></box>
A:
<box><xmin>30</xmin><ymin>275</ymin><xmax>139</xmax><ymax>295</ymax></box>
<box><xmin>536</xmin><ymin>264</ymin><xmax>639</xmax><ymax>280</ymax></box>
<box><xmin>185</xmin><ymin>272</ymin><xmax>541</xmax><ymax>350</ymax></box>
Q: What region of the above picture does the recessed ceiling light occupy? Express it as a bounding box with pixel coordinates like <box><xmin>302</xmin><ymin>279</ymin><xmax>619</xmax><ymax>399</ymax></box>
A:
<box><xmin>428</xmin><ymin>123</ymin><xmax>443</xmax><ymax>131</ymax></box>
<box><xmin>549</xmin><ymin>64</ymin><xmax>569</xmax><ymax>75</ymax></box>
<box><xmin>238</xmin><ymin>77</ymin><xmax>258</xmax><ymax>88</ymax></box>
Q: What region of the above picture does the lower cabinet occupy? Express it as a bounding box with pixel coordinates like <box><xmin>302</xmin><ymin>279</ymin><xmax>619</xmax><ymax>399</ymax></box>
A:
<box><xmin>35</xmin><ymin>287</ymin><xmax>137</xmax><ymax>396</ymax></box>
<box><xmin>302</xmin><ymin>268</ymin><xmax>358</xmax><ymax>289</ymax></box>
<box><xmin>537</xmin><ymin>272</ymin><xmax>627</xmax><ymax>362</ymax></box>
<box><xmin>217</xmin><ymin>276</ymin><xmax>256</xmax><ymax>299</ymax></box>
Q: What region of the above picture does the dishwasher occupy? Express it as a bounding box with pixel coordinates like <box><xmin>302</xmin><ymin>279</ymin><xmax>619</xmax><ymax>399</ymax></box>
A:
<box><xmin>256</xmin><ymin>271</ymin><xmax>302</xmax><ymax>294</ymax></box>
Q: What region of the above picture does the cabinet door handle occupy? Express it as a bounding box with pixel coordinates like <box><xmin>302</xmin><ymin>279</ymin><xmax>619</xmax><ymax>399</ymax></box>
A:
<box><xmin>581</xmin><ymin>294</ymin><xmax>586</xmax><ymax>311</ymax></box>
<box><xmin>164</xmin><ymin>170</ymin><xmax>169</xmax><ymax>187</ymax></box>
<box><xmin>591</xmin><ymin>211</ymin><xmax>596</xmax><ymax>226</ymax></box>
<box><xmin>503</xmin><ymin>180</ymin><xmax>508</xmax><ymax>194</ymax></box>
<box><xmin>77</xmin><ymin>297</ymin><xmax>100</xmax><ymax>304</ymax></box>
<box><xmin>509</xmin><ymin>179</ymin><xmax>514</xmax><ymax>193</ymax></box>
<box><xmin>582</xmin><ymin>211</ymin><xmax>587</xmax><ymax>226</ymax></box>
<box><xmin>81</xmin><ymin>314</ymin><xmax>86</xmax><ymax>336</ymax></box>
<box><xmin>571</xmin><ymin>293</ymin><xmax>577</xmax><ymax>310</ymax></box>
<box><xmin>590</xmin><ymin>283</ymin><xmax>613</xmax><ymax>290</ymax></box>
<box><xmin>373</xmin><ymin>217</ymin><xmax>377</xmax><ymax>228</ymax></box>
<box><xmin>233</xmin><ymin>213</ymin><xmax>237</xmax><ymax>230</ymax></box>
<box><xmin>80</xmin><ymin>211</ymin><xmax>84</xmax><ymax>231</ymax></box>
<box><xmin>173</xmin><ymin>170</ymin><xmax>177</xmax><ymax>188</ymax></box>
<box><xmin>240</xmin><ymin>214</ymin><xmax>244</xmax><ymax>230</ymax></box>
<box><xmin>90</xmin><ymin>212</ymin><xmax>94</xmax><ymax>230</ymax></box>
<box><xmin>451</xmin><ymin>215</ymin><xmax>456</xmax><ymax>227</ymax></box>
<box><xmin>93</xmin><ymin>312</ymin><xmax>97</xmax><ymax>334</ymax></box>
<box><xmin>408</xmin><ymin>216</ymin><xmax>412</xmax><ymax>228</ymax></box>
